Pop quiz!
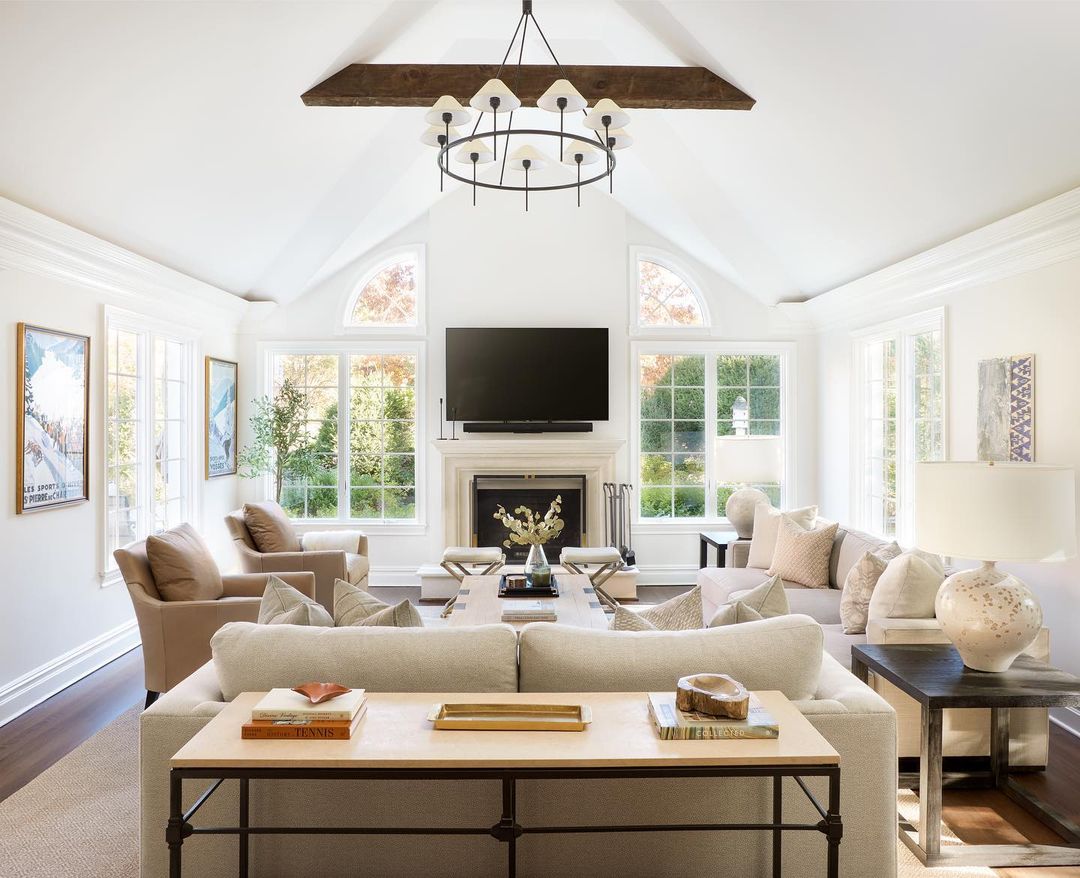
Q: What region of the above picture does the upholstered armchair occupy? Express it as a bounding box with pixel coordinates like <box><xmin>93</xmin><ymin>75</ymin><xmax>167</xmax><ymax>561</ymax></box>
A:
<box><xmin>114</xmin><ymin>539</ymin><xmax>316</xmax><ymax>706</ymax></box>
<box><xmin>225</xmin><ymin>505</ymin><xmax>370</xmax><ymax>610</ymax></box>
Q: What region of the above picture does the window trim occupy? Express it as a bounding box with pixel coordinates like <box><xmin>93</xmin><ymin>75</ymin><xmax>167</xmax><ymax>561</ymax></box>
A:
<box><xmin>101</xmin><ymin>306</ymin><xmax>199</xmax><ymax>584</ymax></box>
<box><xmin>339</xmin><ymin>245</ymin><xmax>426</xmax><ymax>337</ymax></box>
<box><xmin>259</xmin><ymin>340</ymin><xmax>426</xmax><ymax>531</ymax></box>
<box><xmin>850</xmin><ymin>306</ymin><xmax>947</xmax><ymax>543</ymax></box>
<box><xmin>630</xmin><ymin>339</ymin><xmax>797</xmax><ymax>532</ymax></box>
<box><xmin>629</xmin><ymin>246</ymin><xmax>713</xmax><ymax>337</ymax></box>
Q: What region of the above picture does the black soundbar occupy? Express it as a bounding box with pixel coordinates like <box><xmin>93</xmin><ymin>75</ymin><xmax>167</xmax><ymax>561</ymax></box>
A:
<box><xmin>462</xmin><ymin>422</ymin><xmax>594</xmax><ymax>434</ymax></box>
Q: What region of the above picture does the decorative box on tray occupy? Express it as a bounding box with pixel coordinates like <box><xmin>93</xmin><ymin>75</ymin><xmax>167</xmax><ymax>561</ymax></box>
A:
<box><xmin>498</xmin><ymin>573</ymin><xmax>560</xmax><ymax>598</ymax></box>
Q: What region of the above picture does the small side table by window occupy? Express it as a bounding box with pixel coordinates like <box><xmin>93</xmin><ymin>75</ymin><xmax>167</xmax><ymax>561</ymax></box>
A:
<box><xmin>699</xmin><ymin>531</ymin><xmax>738</xmax><ymax>569</ymax></box>
<box><xmin>851</xmin><ymin>643</ymin><xmax>1080</xmax><ymax>869</ymax></box>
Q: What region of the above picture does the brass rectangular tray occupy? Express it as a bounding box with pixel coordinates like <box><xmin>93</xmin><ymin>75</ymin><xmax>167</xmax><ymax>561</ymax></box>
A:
<box><xmin>426</xmin><ymin>702</ymin><xmax>592</xmax><ymax>731</ymax></box>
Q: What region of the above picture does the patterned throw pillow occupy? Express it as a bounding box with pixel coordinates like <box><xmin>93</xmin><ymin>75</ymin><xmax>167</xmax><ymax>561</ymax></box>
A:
<box><xmin>727</xmin><ymin>574</ymin><xmax>790</xmax><ymax>618</ymax></box>
<box><xmin>747</xmin><ymin>504</ymin><xmax>818</xmax><ymax>569</ymax></box>
<box><xmin>839</xmin><ymin>551</ymin><xmax>890</xmax><ymax>635</ymax></box>
<box><xmin>767</xmin><ymin>517</ymin><xmax>839</xmax><ymax>589</ymax></box>
<box><xmin>258</xmin><ymin>576</ymin><xmax>333</xmax><ymax>626</ymax></box>
<box><xmin>608</xmin><ymin>585</ymin><xmax>703</xmax><ymax>631</ymax></box>
<box><xmin>707</xmin><ymin>601</ymin><xmax>764</xmax><ymax>628</ymax></box>
<box><xmin>333</xmin><ymin>579</ymin><xmax>424</xmax><ymax>628</ymax></box>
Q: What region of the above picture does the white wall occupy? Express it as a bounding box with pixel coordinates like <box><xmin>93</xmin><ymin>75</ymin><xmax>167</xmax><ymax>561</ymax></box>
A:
<box><xmin>0</xmin><ymin>261</ymin><xmax>244</xmax><ymax>725</ymax></box>
<box><xmin>817</xmin><ymin>255</ymin><xmax>1080</xmax><ymax>677</ymax></box>
<box><xmin>242</xmin><ymin>186</ymin><xmax>815</xmax><ymax>585</ymax></box>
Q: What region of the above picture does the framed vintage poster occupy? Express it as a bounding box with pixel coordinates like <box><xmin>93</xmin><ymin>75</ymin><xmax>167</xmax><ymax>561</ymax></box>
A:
<box><xmin>16</xmin><ymin>323</ymin><xmax>91</xmax><ymax>513</ymax></box>
<box><xmin>205</xmin><ymin>356</ymin><xmax>238</xmax><ymax>478</ymax></box>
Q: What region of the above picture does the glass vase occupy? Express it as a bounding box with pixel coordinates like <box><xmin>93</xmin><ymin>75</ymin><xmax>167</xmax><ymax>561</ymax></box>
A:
<box><xmin>524</xmin><ymin>543</ymin><xmax>551</xmax><ymax>587</ymax></box>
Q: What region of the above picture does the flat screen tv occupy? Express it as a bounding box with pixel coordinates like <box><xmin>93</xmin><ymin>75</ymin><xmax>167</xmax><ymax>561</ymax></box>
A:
<box><xmin>445</xmin><ymin>328</ymin><xmax>609</xmax><ymax>422</ymax></box>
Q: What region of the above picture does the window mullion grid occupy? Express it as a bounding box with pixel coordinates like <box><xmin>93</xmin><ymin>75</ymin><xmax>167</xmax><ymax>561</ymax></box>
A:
<box><xmin>138</xmin><ymin>329</ymin><xmax>152</xmax><ymax>543</ymax></box>
<box><xmin>339</xmin><ymin>353</ymin><xmax>349</xmax><ymax>521</ymax></box>
<box><xmin>705</xmin><ymin>353</ymin><xmax>718</xmax><ymax>520</ymax></box>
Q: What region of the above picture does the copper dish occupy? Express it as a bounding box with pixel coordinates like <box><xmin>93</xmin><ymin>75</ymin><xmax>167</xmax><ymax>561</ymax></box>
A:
<box><xmin>291</xmin><ymin>682</ymin><xmax>352</xmax><ymax>704</ymax></box>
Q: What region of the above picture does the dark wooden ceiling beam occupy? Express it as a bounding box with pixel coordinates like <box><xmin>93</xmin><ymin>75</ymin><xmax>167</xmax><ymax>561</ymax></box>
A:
<box><xmin>302</xmin><ymin>64</ymin><xmax>754</xmax><ymax>111</ymax></box>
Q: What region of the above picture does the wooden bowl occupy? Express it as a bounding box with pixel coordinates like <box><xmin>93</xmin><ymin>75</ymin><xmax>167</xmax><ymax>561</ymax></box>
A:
<box><xmin>292</xmin><ymin>682</ymin><xmax>352</xmax><ymax>704</ymax></box>
<box><xmin>675</xmin><ymin>673</ymin><xmax>750</xmax><ymax>720</ymax></box>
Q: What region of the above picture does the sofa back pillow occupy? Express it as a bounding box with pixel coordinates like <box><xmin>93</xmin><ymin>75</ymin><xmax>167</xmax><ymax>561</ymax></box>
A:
<box><xmin>258</xmin><ymin>575</ymin><xmax>333</xmax><ymax>626</ymax></box>
<box><xmin>747</xmin><ymin>504</ymin><xmax>818</xmax><ymax>569</ymax></box>
<box><xmin>768</xmin><ymin>518</ymin><xmax>839</xmax><ymax>589</ymax></box>
<box><xmin>831</xmin><ymin>527</ymin><xmax>901</xmax><ymax>589</ymax></box>
<box><xmin>243</xmin><ymin>501</ymin><xmax>301</xmax><ymax>554</ymax></box>
<box><xmin>212</xmin><ymin>622</ymin><xmax>518</xmax><ymax>700</ymax></box>
<box><xmin>518</xmin><ymin>614</ymin><xmax>823</xmax><ymax>701</ymax></box>
<box><xmin>145</xmin><ymin>523</ymin><xmax>223</xmax><ymax>602</ymax></box>
<box><xmin>867</xmin><ymin>552</ymin><xmax>944</xmax><ymax>620</ymax></box>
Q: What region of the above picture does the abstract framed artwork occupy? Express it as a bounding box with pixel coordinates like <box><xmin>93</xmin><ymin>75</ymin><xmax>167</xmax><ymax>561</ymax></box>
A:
<box><xmin>16</xmin><ymin>323</ymin><xmax>91</xmax><ymax>513</ymax></box>
<box><xmin>205</xmin><ymin>356</ymin><xmax>238</xmax><ymax>478</ymax></box>
<box><xmin>977</xmin><ymin>353</ymin><xmax>1034</xmax><ymax>462</ymax></box>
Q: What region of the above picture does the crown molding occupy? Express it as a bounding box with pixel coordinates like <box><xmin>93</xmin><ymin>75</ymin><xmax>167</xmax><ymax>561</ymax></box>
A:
<box><xmin>0</xmin><ymin>196</ymin><xmax>250</xmax><ymax>322</ymax></box>
<box><xmin>774</xmin><ymin>185</ymin><xmax>1080</xmax><ymax>332</ymax></box>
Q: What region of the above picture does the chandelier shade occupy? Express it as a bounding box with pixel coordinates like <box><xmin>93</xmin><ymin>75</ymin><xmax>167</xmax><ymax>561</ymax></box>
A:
<box><xmin>469</xmin><ymin>78</ymin><xmax>521</xmax><ymax>113</ymax></box>
<box><xmin>420</xmin><ymin>124</ymin><xmax>462</xmax><ymax>147</ymax></box>
<box><xmin>605</xmin><ymin>128</ymin><xmax>634</xmax><ymax>150</ymax></box>
<box><xmin>584</xmin><ymin>98</ymin><xmax>630</xmax><ymax>131</ymax></box>
<box><xmin>508</xmin><ymin>144</ymin><xmax>549</xmax><ymax>172</ymax></box>
<box><xmin>454</xmin><ymin>140</ymin><xmax>495</xmax><ymax>164</ymax></box>
<box><xmin>424</xmin><ymin>95</ymin><xmax>472</xmax><ymax>127</ymax></box>
<box><xmin>537</xmin><ymin>79</ymin><xmax>588</xmax><ymax>113</ymax></box>
<box><xmin>561</xmin><ymin>142</ymin><xmax>602</xmax><ymax>165</ymax></box>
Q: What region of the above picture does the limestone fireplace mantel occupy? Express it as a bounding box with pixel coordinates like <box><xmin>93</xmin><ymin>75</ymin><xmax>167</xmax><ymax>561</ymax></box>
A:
<box><xmin>433</xmin><ymin>438</ymin><xmax>624</xmax><ymax>550</ymax></box>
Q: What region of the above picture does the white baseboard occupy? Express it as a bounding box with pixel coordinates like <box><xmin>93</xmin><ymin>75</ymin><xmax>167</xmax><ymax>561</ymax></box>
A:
<box><xmin>635</xmin><ymin>564</ymin><xmax>697</xmax><ymax>587</ymax></box>
<box><xmin>1050</xmin><ymin>707</ymin><xmax>1080</xmax><ymax>740</ymax></box>
<box><xmin>0</xmin><ymin>619</ymin><xmax>141</xmax><ymax>728</ymax></box>
<box><xmin>368</xmin><ymin>565</ymin><xmax>425</xmax><ymax>588</ymax></box>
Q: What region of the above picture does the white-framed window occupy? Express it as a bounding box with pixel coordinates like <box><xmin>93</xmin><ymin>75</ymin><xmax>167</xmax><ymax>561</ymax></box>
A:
<box><xmin>341</xmin><ymin>247</ymin><xmax>425</xmax><ymax>334</ymax></box>
<box><xmin>632</xmin><ymin>340</ymin><xmax>795</xmax><ymax>525</ymax></box>
<box><xmin>852</xmin><ymin>308</ymin><xmax>946</xmax><ymax>542</ymax></box>
<box><xmin>630</xmin><ymin>248</ymin><xmax>711</xmax><ymax>334</ymax></box>
<box><xmin>263</xmin><ymin>342</ymin><xmax>424</xmax><ymax>526</ymax></box>
<box><xmin>104</xmin><ymin>309</ymin><xmax>196</xmax><ymax>575</ymax></box>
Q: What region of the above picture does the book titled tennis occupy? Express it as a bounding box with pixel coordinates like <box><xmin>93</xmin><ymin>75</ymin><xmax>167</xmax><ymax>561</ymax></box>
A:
<box><xmin>251</xmin><ymin>688</ymin><xmax>367</xmax><ymax>722</ymax></box>
<box><xmin>648</xmin><ymin>693</ymin><xmax>779</xmax><ymax>740</ymax></box>
<box><xmin>242</xmin><ymin>704</ymin><xmax>368</xmax><ymax>740</ymax></box>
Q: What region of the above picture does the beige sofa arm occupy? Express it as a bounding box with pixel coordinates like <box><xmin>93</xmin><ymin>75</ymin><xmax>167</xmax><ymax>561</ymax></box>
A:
<box><xmin>729</xmin><ymin>539</ymin><xmax>751</xmax><ymax>568</ymax></box>
<box><xmin>222</xmin><ymin>571</ymin><xmax>316</xmax><ymax>599</ymax></box>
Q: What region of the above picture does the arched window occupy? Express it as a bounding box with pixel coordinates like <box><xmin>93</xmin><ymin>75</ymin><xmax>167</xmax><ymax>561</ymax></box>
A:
<box><xmin>346</xmin><ymin>251</ymin><xmax>420</xmax><ymax>328</ymax></box>
<box><xmin>636</xmin><ymin>256</ymin><xmax>707</xmax><ymax>329</ymax></box>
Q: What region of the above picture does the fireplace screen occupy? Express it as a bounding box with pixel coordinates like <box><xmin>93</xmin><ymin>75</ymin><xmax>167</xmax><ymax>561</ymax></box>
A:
<box><xmin>473</xmin><ymin>475</ymin><xmax>586</xmax><ymax>563</ymax></box>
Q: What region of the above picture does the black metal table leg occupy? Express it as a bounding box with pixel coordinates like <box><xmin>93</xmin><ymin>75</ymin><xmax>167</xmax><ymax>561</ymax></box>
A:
<box><xmin>826</xmin><ymin>768</ymin><xmax>842</xmax><ymax>878</ymax></box>
<box><xmin>167</xmin><ymin>771</ymin><xmax>184</xmax><ymax>878</ymax></box>
<box><xmin>238</xmin><ymin>777</ymin><xmax>249</xmax><ymax>877</ymax></box>
<box><xmin>772</xmin><ymin>775</ymin><xmax>782</xmax><ymax>878</ymax></box>
<box><xmin>699</xmin><ymin>537</ymin><xmax>708</xmax><ymax>569</ymax></box>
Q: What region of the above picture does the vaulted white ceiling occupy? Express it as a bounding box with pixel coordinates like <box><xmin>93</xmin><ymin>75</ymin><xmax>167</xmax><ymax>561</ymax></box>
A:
<box><xmin>1</xmin><ymin>1</ymin><xmax>1079</xmax><ymax>305</ymax></box>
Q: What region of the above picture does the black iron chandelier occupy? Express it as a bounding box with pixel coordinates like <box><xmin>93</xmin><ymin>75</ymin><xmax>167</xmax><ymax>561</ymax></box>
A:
<box><xmin>420</xmin><ymin>0</ymin><xmax>633</xmax><ymax>209</ymax></box>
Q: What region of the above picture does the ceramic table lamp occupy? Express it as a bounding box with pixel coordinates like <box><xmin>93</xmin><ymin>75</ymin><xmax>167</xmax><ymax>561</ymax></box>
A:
<box><xmin>714</xmin><ymin>436</ymin><xmax>783</xmax><ymax>539</ymax></box>
<box><xmin>915</xmin><ymin>461</ymin><xmax>1076</xmax><ymax>672</ymax></box>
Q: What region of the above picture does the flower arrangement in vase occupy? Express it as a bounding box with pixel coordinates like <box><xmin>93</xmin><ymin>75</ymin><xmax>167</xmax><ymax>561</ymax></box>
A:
<box><xmin>493</xmin><ymin>495</ymin><xmax>565</xmax><ymax>585</ymax></box>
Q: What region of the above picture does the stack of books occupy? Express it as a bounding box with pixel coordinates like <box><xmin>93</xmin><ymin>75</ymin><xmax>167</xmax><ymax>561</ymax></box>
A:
<box><xmin>241</xmin><ymin>687</ymin><xmax>367</xmax><ymax>740</ymax></box>
<box><xmin>500</xmin><ymin>599</ymin><xmax>557</xmax><ymax>623</ymax></box>
<box><xmin>647</xmin><ymin>693</ymin><xmax>779</xmax><ymax>740</ymax></box>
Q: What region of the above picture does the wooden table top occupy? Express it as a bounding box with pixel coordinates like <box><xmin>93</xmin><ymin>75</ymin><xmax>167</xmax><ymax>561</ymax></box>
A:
<box><xmin>448</xmin><ymin>573</ymin><xmax>609</xmax><ymax>630</ymax></box>
<box><xmin>852</xmin><ymin>644</ymin><xmax>1080</xmax><ymax>710</ymax></box>
<box><xmin>171</xmin><ymin>690</ymin><xmax>838</xmax><ymax>770</ymax></box>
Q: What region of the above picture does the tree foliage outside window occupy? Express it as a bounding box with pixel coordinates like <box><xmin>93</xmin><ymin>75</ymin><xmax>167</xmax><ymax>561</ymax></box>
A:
<box><xmin>349</xmin><ymin>257</ymin><xmax>418</xmax><ymax>326</ymax></box>
<box><xmin>638</xmin><ymin>260</ymin><xmax>705</xmax><ymax>327</ymax></box>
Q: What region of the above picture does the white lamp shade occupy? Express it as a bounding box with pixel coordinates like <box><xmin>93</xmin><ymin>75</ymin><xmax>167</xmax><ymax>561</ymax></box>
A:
<box><xmin>508</xmin><ymin>144</ymin><xmax>548</xmax><ymax>172</ymax></box>
<box><xmin>469</xmin><ymin>78</ymin><xmax>521</xmax><ymax>113</ymax></box>
<box><xmin>604</xmin><ymin>127</ymin><xmax>633</xmax><ymax>150</ymax></box>
<box><xmin>537</xmin><ymin>78</ymin><xmax>588</xmax><ymax>113</ymax></box>
<box><xmin>420</xmin><ymin>124</ymin><xmax>461</xmax><ymax>147</ymax></box>
<box><xmin>714</xmin><ymin>436</ymin><xmax>783</xmax><ymax>484</ymax></box>
<box><xmin>561</xmin><ymin>142</ymin><xmax>601</xmax><ymax>165</ymax></box>
<box><xmin>424</xmin><ymin>95</ymin><xmax>472</xmax><ymax>127</ymax></box>
<box><xmin>915</xmin><ymin>462</ymin><xmax>1077</xmax><ymax>562</ymax></box>
<box><xmin>584</xmin><ymin>98</ymin><xmax>630</xmax><ymax>131</ymax></box>
<box><xmin>454</xmin><ymin>140</ymin><xmax>495</xmax><ymax>164</ymax></box>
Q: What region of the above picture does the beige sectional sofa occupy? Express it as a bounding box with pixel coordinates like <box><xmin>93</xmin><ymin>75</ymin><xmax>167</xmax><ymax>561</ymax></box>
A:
<box><xmin>697</xmin><ymin>526</ymin><xmax>1050</xmax><ymax>767</ymax></box>
<box><xmin>141</xmin><ymin>614</ymin><xmax>897</xmax><ymax>877</ymax></box>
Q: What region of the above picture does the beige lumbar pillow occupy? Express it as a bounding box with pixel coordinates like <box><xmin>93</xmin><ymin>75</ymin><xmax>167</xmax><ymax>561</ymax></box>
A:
<box><xmin>145</xmin><ymin>523</ymin><xmax>223</xmax><ymax>602</ymax></box>
<box><xmin>707</xmin><ymin>601</ymin><xmax>764</xmax><ymax>628</ymax></box>
<box><xmin>868</xmin><ymin>552</ymin><xmax>944</xmax><ymax>620</ymax></box>
<box><xmin>608</xmin><ymin>585</ymin><xmax>702</xmax><ymax>631</ymax></box>
<box><xmin>333</xmin><ymin>578</ymin><xmax>423</xmax><ymax>628</ymax></box>
<box><xmin>243</xmin><ymin>501</ymin><xmax>301</xmax><ymax>554</ymax></box>
<box><xmin>747</xmin><ymin>504</ymin><xmax>818</xmax><ymax>569</ymax></box>
<box><xmin>727</xmin><ymin>574</ymin><xmax>790</xmax><ymax>618</ymax></box>
<box><xmin>767</xmin><ymin>517</ymin><xmax>839</xmax><ymax>589</ymax></box>
<box><xmin>258</xmin><ymin>576</ymin><xmax>333</xmax><ymax>626</ymax></box>
<box><xmin>839</xmin><ymin>551</ymin><xmax>890</xmax><ymax>635</ymax></box>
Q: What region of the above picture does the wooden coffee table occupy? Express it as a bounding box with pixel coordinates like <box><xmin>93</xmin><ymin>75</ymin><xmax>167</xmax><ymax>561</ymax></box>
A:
<box><xmin>168</xmin><ymin>690</ymin><xmax>842</xmax><ymax>877</ymax></box>
<box><xmin>852</xmin><ymin>643</ymin><xmax>1080</xmax><ymax>868</ymax></box>
<box><xmin>447</xmin><ymin>572</ymin><xmax>609</xmax><ymax>629</ymax></box>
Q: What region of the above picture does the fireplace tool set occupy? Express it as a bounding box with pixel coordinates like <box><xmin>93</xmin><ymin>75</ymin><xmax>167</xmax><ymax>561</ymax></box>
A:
<box><xmin>603</xmin><ymin>483</ymin><xmax>636</xmax><ymax>567</ymax></box>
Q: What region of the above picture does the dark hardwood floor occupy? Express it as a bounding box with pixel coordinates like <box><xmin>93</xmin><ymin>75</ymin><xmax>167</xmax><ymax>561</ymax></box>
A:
<box><xmin>1</xmin><ymin>642</ymin><xmax>1079</xmax><ymax>876</ymax></box>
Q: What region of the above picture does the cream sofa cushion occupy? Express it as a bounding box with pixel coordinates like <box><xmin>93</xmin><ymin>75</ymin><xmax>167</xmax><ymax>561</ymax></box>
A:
<box><xmin>768</xmin><ymin>518</ymin><xmax>839</xmax><ymax>589</ymax></box>
<box><xmin>707</xmin><ymin>601</ymin><xmax>763</xmax><ymax>627</ymax></box>
<box><xmin>258</xmin><ymin>575</ymin><xmax>333</xmax><ymax>626</ymax></box>
<box><xmin>747</xmin><ymin>504</ymin><xmax>817</xmax><ymax>569</ymax></box>
<box><xmin>518</xmin><ymin>614</ymin><xmax>824</xmax><ymax>701</ymax></box>
<box><xmin>211</xmin><ymin>621</ymin><xmax>519</xmax><ymax>699</ymax></box>
<box><xmin>839</xmin><ymin>551</ymin><xmax>889</xmax><ymax>635</ymax></box>
<box><xmin>868</xmin><ymin>552</ymin><xmax>944</xmax><ymax>620</ymax></box>
<box><xmin>243</xmin><ymin>501</ymin><xmax>301</xmax><ymax>553</ymax></box>
<box><xmin>145</xmin><ymin>523</ymin><xmax>223</xmax><ymax>602</ymax></box>
<box><xmin>609</xmin><ymin>585</ymin><xmax>702</xmax><ymax>631</ymax></box>
<box><xmin>727</xmin><ymin>573</ymin><xmax>790</xmax><ymax>618</ymax></box>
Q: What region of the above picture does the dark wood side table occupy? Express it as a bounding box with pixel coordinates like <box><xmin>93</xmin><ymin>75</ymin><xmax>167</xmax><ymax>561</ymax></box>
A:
<box><xmin>851</xmin><ymin>643</ymin><xmax>1080</xmax><ymax>869</ymax></box>
<box><xmin>699</xmin><ymin>530</ymin><xmax>739</xmax><ymax>568</ymax></box>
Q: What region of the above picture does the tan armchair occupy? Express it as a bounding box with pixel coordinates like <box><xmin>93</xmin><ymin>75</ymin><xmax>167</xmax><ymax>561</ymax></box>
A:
<box><xmin>225</xmin><ymin>508</ymin><xmax>369</xmax><ymax>610</ymax></box>
<box><xmin>114</xmin><ymin>539</ymin><xmax>316</xmax><ymax>707</ymax></box>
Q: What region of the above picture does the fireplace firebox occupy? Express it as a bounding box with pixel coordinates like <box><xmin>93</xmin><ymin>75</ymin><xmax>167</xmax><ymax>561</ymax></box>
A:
<box><xmin>472</xmin><ymin>475</ymin><xmax>586</xmax><ymax>563</ymax></box>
